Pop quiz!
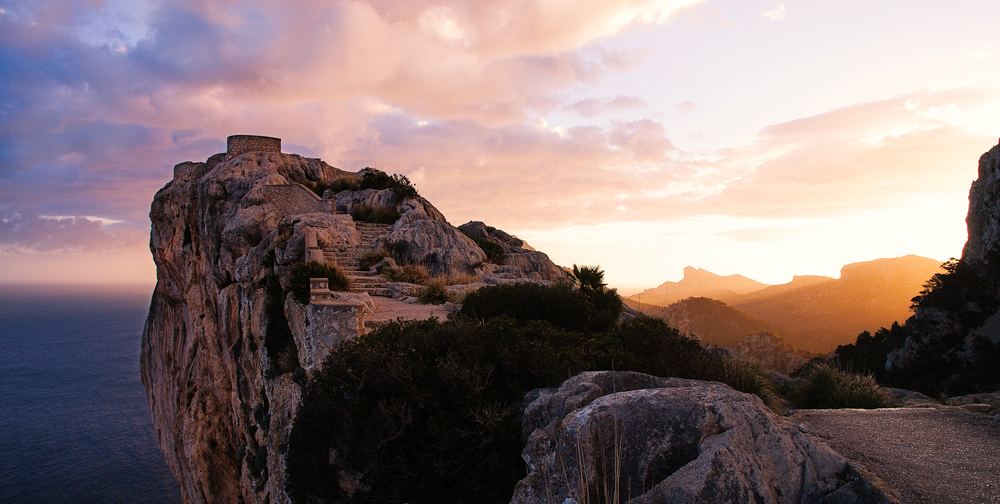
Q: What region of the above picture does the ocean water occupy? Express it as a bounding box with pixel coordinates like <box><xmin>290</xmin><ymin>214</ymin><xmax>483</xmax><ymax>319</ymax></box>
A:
<box><xmin>0</xmin><ymin>284</ymin><xmax>181</xmax><ymax>504</ymax></box>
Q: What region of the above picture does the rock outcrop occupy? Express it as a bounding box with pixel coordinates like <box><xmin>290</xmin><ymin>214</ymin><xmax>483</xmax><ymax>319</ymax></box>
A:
<box><xmin>459</xmin><ymin>220</ymin><xmax>569</xmax><ymax>282</ymax></box>
<box><xmin>141</xmin><ymin>148</ymin><xmax>568</xmax><ymax>504</ymax></box>
<box><xmin>886</xmin><ymin>141</ymin><xmax>1000</xmax><ymax>378</ymax></box>
<box><xmin>735</xmin><ymin>331</ymin><xmax>811</xmax><ymax>375</ymax></box>
<box><xmin>513</xmin><ymin>371</ymin><xmax>876</xmax><ymax>504</ymax></box>
<box><xmin>962</xmin><ymin>142</ymin><xmax>1000</xmax><ymax>265</ymax></box>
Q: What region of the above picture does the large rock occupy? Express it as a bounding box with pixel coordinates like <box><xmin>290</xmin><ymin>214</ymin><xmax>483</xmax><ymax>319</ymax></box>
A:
<box><xmin>378</xmin><ymin>219</ymin><xmax>487</xmax><ymax>275</ymax></box>
<box><xmin>513</xmin><ymin>371</ymin><xmax>868</xmax><ymax>504</ymax></box>
<box><xmin>329</xmin><ymin>187</ymin><xmax>448</xmax><ymax>224</ymax></box>
<box><xmin>458</xmin><ymin>220</ymin><xmax>569</xmax><ymax>282</ymax></box>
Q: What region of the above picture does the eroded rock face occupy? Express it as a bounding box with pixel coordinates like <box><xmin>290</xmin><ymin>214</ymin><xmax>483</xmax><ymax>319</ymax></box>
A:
<box><xmin>962</xmin><ymin>142</ymin><xmax>1000</xmax><ymax>265</ymax></box>
<box><xmin>142</xmin><ymin>152</ymin><xmax>366</xmax><ymax>504</ymax></box>
<box><xmin>378</xmin><ymin>219</ymin><xmax>487</xmax><ymax>275</ymax></box>
<box><xmin>513</xmin><ymin>371</ymin><xmax>859</xmax><ymax>504</ymax></box>
<box><xmin>459</xmin><ymin>220</ymin><xmax>569</xmax><ymax>282</ymax></box>
<box><xmin>887</xmin><ymin>141</ymin><xmax>1000</xmax><ymax>373</ymax></box>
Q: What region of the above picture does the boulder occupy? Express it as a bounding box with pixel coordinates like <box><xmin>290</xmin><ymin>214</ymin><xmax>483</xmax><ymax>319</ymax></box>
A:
<box><xmin>885</xmin><ymin>388</ymin><xmax>940</xmax><ymax>408</ymax></box>
<box><xmin>329</xmin><ymin>188</ymin><xmax>448</xmax><ymax>224</ymax></box>
<box><xmin>513</xmin><ymin>371</ymin><xmax>868</xmax><ymax>504</ymax></box>
<box><xmin>459</xmin><ymin>221</ymin><xmax>569</xmax><ymax>282</ymax></box>
<box><xmin>377</xmin><ymin>219</ymin><xmax>486</xmax><ymax>275</ymax></box>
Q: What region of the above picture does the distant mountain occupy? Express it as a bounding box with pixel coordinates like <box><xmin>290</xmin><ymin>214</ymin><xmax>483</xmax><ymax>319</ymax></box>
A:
<box><xmin>655</xmin><ymin>297</ymin><xmax>784</xmax><ymax>349</ymax></box>
<box><xmin>629</xmin><ymin>266</ymin><xmax>768</xmax><ymax>307</ymax></box>
<box><xmin>728</xmin><ymin>255</ymin><xmax>944</xmax><ymax>353</ymax></box>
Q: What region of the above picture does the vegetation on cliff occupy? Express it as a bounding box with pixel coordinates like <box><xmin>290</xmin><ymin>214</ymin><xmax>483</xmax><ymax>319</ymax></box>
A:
<box><xmin>285</xmin><ymin>281</ymin><xmax>774</xmax><ymax>504</ymax></box>
<box><xmin>835</xmin><ymin>255</ymin><xmax>1000</xmax><ymax>396</ymax></box>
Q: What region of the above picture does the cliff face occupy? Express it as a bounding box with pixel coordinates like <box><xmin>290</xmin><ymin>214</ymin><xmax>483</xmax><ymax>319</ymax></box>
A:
<box><xmin>884</xmin><ymin>142</ymin><xmax>1000</xmax><ymax>388</ymax></box>
<box><xmin>141</xmin><ymin>149</ymin><xmax>568</xmax><ymax>504</ymax></box>
<box><xmin>141</xmin><ymin>151</ymin><xmax>356</xmax><ymax>504</ymax></box>
<box><xmin>962</xmin><ymin>142</ymin><xmax>1000</xmax><ymax>265</ymax></box>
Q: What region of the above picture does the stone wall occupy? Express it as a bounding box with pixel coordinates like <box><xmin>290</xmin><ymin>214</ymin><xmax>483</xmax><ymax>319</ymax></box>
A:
<box><xmin>227</xmin><ymin>135</ymin><xmax>281</xmax><ymax>158</ymax></box>
<box><xmin>261</xmin><ymin>184</ymin><xmax>335</xmax><ymax>215</ymax></box>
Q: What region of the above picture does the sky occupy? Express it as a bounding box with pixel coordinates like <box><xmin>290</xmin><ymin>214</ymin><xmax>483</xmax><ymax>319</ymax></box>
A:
<box><xmin>2</xmin><ymin>0</ymin><xmax>999</xmax><ymax>293</ymax></box>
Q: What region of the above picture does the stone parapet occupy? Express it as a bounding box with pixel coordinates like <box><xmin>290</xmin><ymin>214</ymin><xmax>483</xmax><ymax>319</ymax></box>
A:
<box><xmin>226</xmin><ymin>135</ymin><xmax>281</xmax><ymax>159</ymax></box>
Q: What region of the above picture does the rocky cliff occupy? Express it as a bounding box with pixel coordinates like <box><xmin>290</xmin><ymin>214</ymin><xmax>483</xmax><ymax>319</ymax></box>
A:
<box><xmin>962</xmin><ymin>142</ymin><xmax>1000</xmax><ymax>264</ymax></box>
<box><xmin>884</xmin><ymin>141</ymin><xmax>1000</xmax><ymax>390</ymax></box>
<box><xmin>140</xmin><ymin>148</ymin><xmax>565</xmax><ymax>504</ymax></box>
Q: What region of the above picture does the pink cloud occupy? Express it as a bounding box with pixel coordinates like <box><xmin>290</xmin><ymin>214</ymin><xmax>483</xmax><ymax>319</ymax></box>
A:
<box><xmin>0</xmin><ymin>211</ymin><xmax>147</xmax><ymax>253</ymax></box>
<box><xmin>569</xmin><ymin>95</ymin><xmax>649</xmax><ymax>117</ymax></box>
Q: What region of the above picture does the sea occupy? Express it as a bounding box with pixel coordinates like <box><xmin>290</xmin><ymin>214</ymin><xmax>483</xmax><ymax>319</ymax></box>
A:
<box><xmin>0</xmin><ymin>284</ymin><xmax>181</xmax><ymax>504</ymax></box>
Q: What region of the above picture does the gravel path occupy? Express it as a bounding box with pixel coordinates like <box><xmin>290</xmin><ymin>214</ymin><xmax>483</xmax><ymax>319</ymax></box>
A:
<box><xmin>793</xmin><ymin>407</ymin><xmax>1000</xmax><ymax>503</ymax></box>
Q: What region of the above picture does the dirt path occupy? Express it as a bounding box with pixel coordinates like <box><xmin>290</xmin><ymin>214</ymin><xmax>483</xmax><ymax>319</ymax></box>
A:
<box><xmin>363</xmin><ymin>296</ymin><xmax>451</xmax><ymax>327</ymax></box>
<box><xmin>792</xmin><ymin>407</ymin><xmax>1000</xmax><ymax>503</ymax></box>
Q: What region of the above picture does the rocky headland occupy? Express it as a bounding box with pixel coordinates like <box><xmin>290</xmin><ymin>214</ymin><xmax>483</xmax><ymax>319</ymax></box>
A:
<box><xmin>142</xmin><ymin>138</ymin><xmax>939</xmax><ymax>504</ymax></box>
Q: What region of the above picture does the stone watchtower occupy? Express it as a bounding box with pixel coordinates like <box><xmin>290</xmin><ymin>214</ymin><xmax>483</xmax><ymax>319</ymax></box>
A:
<box><xmin>226</xmin><ymin>135</ymin><xmax>281</xmax><ymax>159</ymax></box>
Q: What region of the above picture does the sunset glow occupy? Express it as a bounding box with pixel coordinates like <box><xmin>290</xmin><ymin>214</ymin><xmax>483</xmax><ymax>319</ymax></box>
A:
<box><xmin>2</xmin><ymin>0</ymin><xmax>999</xmax><ymax>290</ymax></box>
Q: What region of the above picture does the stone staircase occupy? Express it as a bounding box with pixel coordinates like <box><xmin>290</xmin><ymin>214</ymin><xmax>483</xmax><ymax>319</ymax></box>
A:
<box><xmin>323</xmin><ymin>222</ymin><xmax>393</xmax><ymax>296</ymax></box>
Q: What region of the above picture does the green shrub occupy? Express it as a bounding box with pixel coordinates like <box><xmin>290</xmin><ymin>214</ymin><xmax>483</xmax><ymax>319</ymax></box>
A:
<box><xmin>357</xmin><ymin>167</ymin><xmax>420</xmax><ymax>199</ymax></box>
<box><xmin>789</xmin><ymin>364</ymin><xmax>894</xmax><ymax>409</ymax></box>
<box><xmin>471</xmin><ymin>237</ymin><xmax>505</xmax><ymax>264</ymax></box>
<box><xmin>712</xmin><ymin>357</ymin><xmax>783</xmax><ymax>412</ymax></box>
<box><xmin>350</xmin><ymin>203</ymin><xmax>400</xmax><ymax>224</ymax></box>
<box><xmin>418</xmin><ymin>279</ymin><xmax>452</xmax><ymax>304</ymax></box>
<box><xmin>286</xmin><ymin>313</ymin><xmax>735</xmax><ymax>504</ymax></box>
<box><xmin>359</xmin><ymin>251</ymin><xmax>390</xmax><ymax>271</ymax></box>
<box><xmin>289</xmin><ymin>261</ymin><xmax>351</xmax><ymax>304</ymax></box>
<box><xmin>461</xmin><ymin>282</ymin><xmax>623</xmax><ymax>334</ymax></box>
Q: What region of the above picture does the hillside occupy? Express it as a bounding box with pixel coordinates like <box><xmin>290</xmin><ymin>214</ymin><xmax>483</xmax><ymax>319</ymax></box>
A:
<box><xmin>629</xmin><ymin>266</ymin><xmax>768</xmax><ymax>306</ymax></box>
<box><xmin>655</xmin><ymin>297</ymin><xmax>784</xmax><ymax>348</ymax></box>
<box><xmin>729</xmin><ymin>255</ymin><xmax>944</xmax><ymax>352</ymax></box>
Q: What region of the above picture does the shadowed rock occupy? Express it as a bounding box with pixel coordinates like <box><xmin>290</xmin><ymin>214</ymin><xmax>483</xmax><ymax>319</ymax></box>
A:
<box><xmin>513</xmin><ymin>371</ymin><xmax>883</xmax><ymax>504</ymax></box>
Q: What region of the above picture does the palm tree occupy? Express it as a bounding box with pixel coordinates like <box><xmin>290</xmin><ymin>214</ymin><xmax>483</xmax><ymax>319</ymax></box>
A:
<box><xmin>572</xmin><ymin>264</ymin><xmax>607</xmax><ymax>292</ymax></box>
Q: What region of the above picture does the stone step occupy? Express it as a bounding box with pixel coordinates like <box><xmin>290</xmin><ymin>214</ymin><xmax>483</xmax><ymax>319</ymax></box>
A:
<box><xmin>348</xmin><ymin>278</ymin><xmax>388</xmax><ymax>287</ymax></box>
<box><xmin>351</xmin><ymin>287</ymin><xmax>390</xmax><ymax>296</ymax></box>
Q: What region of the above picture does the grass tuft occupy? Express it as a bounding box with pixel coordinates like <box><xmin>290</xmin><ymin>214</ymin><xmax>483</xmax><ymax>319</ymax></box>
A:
<box><xmin>789</xmin><ymin>363</ymin><xmax>894</xmax><ymax>409</ymax></box>
<box><xmin>289</xmin><ymin>261</ymin><xmax>351</xmax><ymax>304</ymax></box>
<box><xmin>418</xmin><ymin>278</ymin><xmax>453</xmax><ymax>305</ymax></box>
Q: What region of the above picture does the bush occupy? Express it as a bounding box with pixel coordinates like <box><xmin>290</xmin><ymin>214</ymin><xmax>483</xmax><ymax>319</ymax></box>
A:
<box><xmin>789</xmin><ymin>364</ymin><xmax>894</xmax><ymax>409</ymax></box>
<box><xmin>358</xmin><ymin>167</ymin><xmax>420</xmax><ymax>199</ymax></box>
<box><xmin>359</xmin><ymin>251</ymin><xmax>390</xmax><ymax>271</ymax></box>
<box><xmin>289</xmin><ymin>261</ymin><xmax>351</xmax><ymax>304</ymax></box>
<box><xmin>386</xmin><ymin>263</ymin><xmax>431</xmax><ymax>285</ymax></box>
<box><xmin>309</xmin><ymin>178</ymin><xmax>360</xmax><ymax>197</ymax></box>
<box><xmin>350</xmin><ymin>203</ymin><xmax>400</xmax><ymax>224</ymax></box>
<box><xmin>712</xmin><ymin>357</ymin><xmax>783</xmax><ymax>412</ymax></box>
<box><xmin>471</xmin><ymin>237</ymin><xmax>505</xmax><ymax>264</ymax></box>
<box><xmin>418</xmin><ymin>279</ymin><xmax>452</xmax><ymax>305</ymax></box>
<box><xmin>460</xmin><ymin>282</ymin><xmax>622</xmax><ymax>334</ymax></box>
<box><xmin>286</xmin><ymin>313</ymin><xmax>736</xmax><ymax>504</ymax></box>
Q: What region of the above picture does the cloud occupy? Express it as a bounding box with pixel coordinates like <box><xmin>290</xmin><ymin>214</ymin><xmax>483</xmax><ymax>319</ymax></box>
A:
<box><xmin>568</xmin><ymin>95</ymin><xmax>648</xmax><ymax>117</ymax></box>
<box><xmin>329</xmin><ymin>83</ymin><xmax>998</xmax><ymax>230</ymax></box>
<box><xmin>0</xmin><ymin>210</ymin><xmax>147</xmax><ymax>252</ymax></box>
<box><xmin>673</xmin><ymin>101</ymin><xmax>696</xmax><ymax>112</ymax></box>
<box><xmin>762</xmin><ymin>5</ymin><xmax>785</xmax><ymax>22</ymax></box>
